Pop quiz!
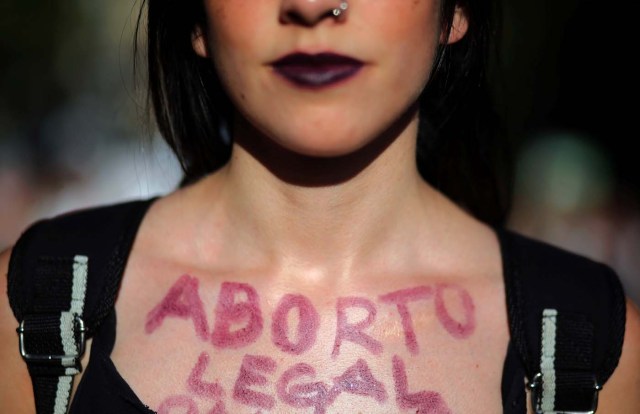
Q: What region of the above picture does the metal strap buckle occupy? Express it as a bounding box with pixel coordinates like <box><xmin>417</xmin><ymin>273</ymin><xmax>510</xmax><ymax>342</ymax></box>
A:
<box><xmin>17</xmin><ymin>315</ymin><xmax>87</xmax><ymax>366</ymax></box>
<box><xmin>527</xmin><ymin>372</ymin><xmax>602</xmax><ymax>414</ymax></box>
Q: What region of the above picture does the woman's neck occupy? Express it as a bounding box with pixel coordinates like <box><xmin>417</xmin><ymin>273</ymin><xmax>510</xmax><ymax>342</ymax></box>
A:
<box><xmin>167</xmin><ymin>113</ymin><xmax>487</xmax><ymax>282</ymax></box>
<box><xmin>229</xmin><ymin>123</ymin><xmax>426</xmax><ymax>264</ymax></box>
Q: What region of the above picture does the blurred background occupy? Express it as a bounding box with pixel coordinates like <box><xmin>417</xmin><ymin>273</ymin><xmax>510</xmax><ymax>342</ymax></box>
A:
<box><xmin>1</xmin><ymin>1</ymin><xmax>638</xmax><ymax>305</ymax></box>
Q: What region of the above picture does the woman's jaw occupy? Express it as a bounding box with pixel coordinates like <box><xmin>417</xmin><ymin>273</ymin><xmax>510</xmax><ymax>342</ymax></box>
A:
<box><xmin>228</xmin><ymin>98</ymin><xmax>421</xmax><ymax>188</ymax></box>
<box><xmin>194</xmin><ymin>0</ymin><xmax>446</xmax><ymax>159</ymax></box>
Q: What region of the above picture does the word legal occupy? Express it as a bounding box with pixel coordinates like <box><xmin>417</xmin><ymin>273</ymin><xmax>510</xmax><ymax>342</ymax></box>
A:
<box><xmin>157</xmin><ymin>352</ymin><xmax>452</xmax><ymax>414</ymax></box>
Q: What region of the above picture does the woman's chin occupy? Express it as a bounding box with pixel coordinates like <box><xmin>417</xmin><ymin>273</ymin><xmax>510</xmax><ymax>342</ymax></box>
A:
<box><xmin>273</xmin><ymin>136</ymin><xmax>371</xmax><ymax>159</ymax></box>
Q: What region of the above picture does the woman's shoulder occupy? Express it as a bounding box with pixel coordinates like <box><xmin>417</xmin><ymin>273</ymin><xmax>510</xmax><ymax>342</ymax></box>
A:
<box><xmin>496</xmin><ymin>226</ymin><xmax>640</xmax><ymax>412</ymax></box>
<box><xmin>496</xmin><ymin>226</ymin><xmax>617</xmax><ymax>271</ymax></box>
<box><xmin>599</xmin><ymin>295</ymin><xmax>640</xmax><ymax>412</ymax></box>
<box><xmin>495</xmin><ymin>226</ymin><xmax>626</xmax><ymax>303</ymax></box>
<box><xmin>19</xmin><ymin>196</ymin><xmax>158</xmax><ymax>236</ymax></box>
<box><xmin>6</xmin><ymin>196</ymin><xmax>157</xmax><ymax>273</ymax></box>
<box><xmin>0</xmin><ymin>196</ymin><xmax>159</xmax><ymax>413</ymax></box>
<box><xmin>1</xmin><ymin>247</ymin><xmax>35</xmax><ymax>413</ymax></box>
<box><xmin>3</xmin><ymin>195</ymin><xmax>159</xmax><ymax>324</ymax></box>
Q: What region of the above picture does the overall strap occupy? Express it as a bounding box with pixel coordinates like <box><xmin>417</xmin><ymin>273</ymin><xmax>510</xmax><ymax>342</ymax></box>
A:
<box><xmin>497</xmin><ymin>228</ymin><xmax>626</xmax><ymax>413</ymax></box>
<box><xmin>7</xmin><ymin>197</ymin><xmax>156</xmax><ymax>414</ymax></box>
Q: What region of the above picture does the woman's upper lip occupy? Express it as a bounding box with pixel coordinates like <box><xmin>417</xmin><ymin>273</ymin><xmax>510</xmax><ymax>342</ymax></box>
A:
<box><xmin>270</xmin><ymin>52</ymin><xmax>363</xmax><ymax>67</ymax></box>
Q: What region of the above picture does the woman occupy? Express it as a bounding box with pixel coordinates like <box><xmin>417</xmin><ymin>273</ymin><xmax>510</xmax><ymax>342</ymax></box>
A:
<box><xmin>1</xmin><ymin>0</ymin><xmax>639</xmax><ymax>412</ymax></box>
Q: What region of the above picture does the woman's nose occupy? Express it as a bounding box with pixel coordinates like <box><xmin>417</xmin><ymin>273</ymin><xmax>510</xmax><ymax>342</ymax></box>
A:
<box><xmin>280</xmin><ymin>0</ymin><xmax>347</xmax><ymax>26</ymax></box>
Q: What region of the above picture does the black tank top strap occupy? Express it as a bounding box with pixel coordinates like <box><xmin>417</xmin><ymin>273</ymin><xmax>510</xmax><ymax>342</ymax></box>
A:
<box><xmin>495</xmin><ymin>226</ymin><xmax>626</xmax><ymax>413</ymax></box>
<box><xmin>501</xmin><ymin>340</ymin><xmax>528</xmax><ymax>413</ymax></box>
<box><xmin>7</xmin><ymin>197</ymin><xmax>158</xmax><ymax>414</ymax></box>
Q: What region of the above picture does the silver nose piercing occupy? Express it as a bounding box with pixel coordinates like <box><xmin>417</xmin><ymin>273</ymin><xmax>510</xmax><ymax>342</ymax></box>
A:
<box><xmin>333</xmin><ymin>1</ymin><xmax>348</xmax><ymax>17</ymax></box>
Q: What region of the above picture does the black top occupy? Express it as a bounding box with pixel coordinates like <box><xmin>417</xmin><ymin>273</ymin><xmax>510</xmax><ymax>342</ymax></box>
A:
<box><xmin>8</xmin><ymin>197</ymin><xmax>624</xmax><ymax>414</ymax></box>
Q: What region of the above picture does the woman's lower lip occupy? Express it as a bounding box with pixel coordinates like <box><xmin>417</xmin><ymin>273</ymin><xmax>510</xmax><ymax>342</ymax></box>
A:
<box><xmin>272</xmin><ymin>64</ymin><xmax>363</xmax><ymax>89</ymax></box>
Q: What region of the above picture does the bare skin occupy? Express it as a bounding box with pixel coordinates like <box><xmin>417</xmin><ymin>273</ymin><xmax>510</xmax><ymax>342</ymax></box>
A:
<box><xmin>2</xmin><ymin>0</ymin><xmax>640</xmax><ymax>411</ymax></box>
<box><xmin>2</xmin><ymin>135</ymin><xmax>640</xmax><ymax>412</ymax></box>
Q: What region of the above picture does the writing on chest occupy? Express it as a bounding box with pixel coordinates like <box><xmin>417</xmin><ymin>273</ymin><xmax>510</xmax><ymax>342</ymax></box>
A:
<box><xmin>145</xmin><ymin>276</ymin><xmax>477</xmax><ymax>413</ymax></box>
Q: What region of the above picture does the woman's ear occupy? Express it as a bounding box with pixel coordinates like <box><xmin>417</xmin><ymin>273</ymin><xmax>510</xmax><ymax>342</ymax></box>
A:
<box><xmin>192</xmin><ymin>25</ymin><xmax>209</xmax><ymax>58</ymax></box>
<box><xmin>442</xmin><ymin>6</ymin><xmax>469</xmax><ymax>45</ymax></box>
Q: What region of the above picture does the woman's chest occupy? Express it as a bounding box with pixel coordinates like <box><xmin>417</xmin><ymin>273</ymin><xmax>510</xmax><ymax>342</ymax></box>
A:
<box><xmin>109</xmin><ymin>271</ymin><xmax>510</xmax><ymax>413</ymax></box>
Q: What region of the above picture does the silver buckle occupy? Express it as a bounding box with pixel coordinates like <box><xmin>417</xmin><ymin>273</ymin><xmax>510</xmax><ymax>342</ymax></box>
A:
<box><xmin>17</xmin><ymin>316</ymin><xmax>87</xmax><ymax>366</ymax></box>
<box><xmin>527</xmin><ymin>372</ymin><xmax>602</xmax><ymax>414</ymax></box>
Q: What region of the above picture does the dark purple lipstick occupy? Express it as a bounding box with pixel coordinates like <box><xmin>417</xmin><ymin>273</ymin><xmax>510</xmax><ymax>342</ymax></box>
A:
<box><xmin>271</xmin><ymin>52</ymin><xmax>363</xmax><ymax>88</ymax></box>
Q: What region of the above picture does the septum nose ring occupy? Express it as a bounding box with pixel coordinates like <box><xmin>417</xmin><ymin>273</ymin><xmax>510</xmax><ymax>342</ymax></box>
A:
<box><xmin>333</xmin><ymin>1</ymin><xmax>348</xmax><ymax>17</ymax></box>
